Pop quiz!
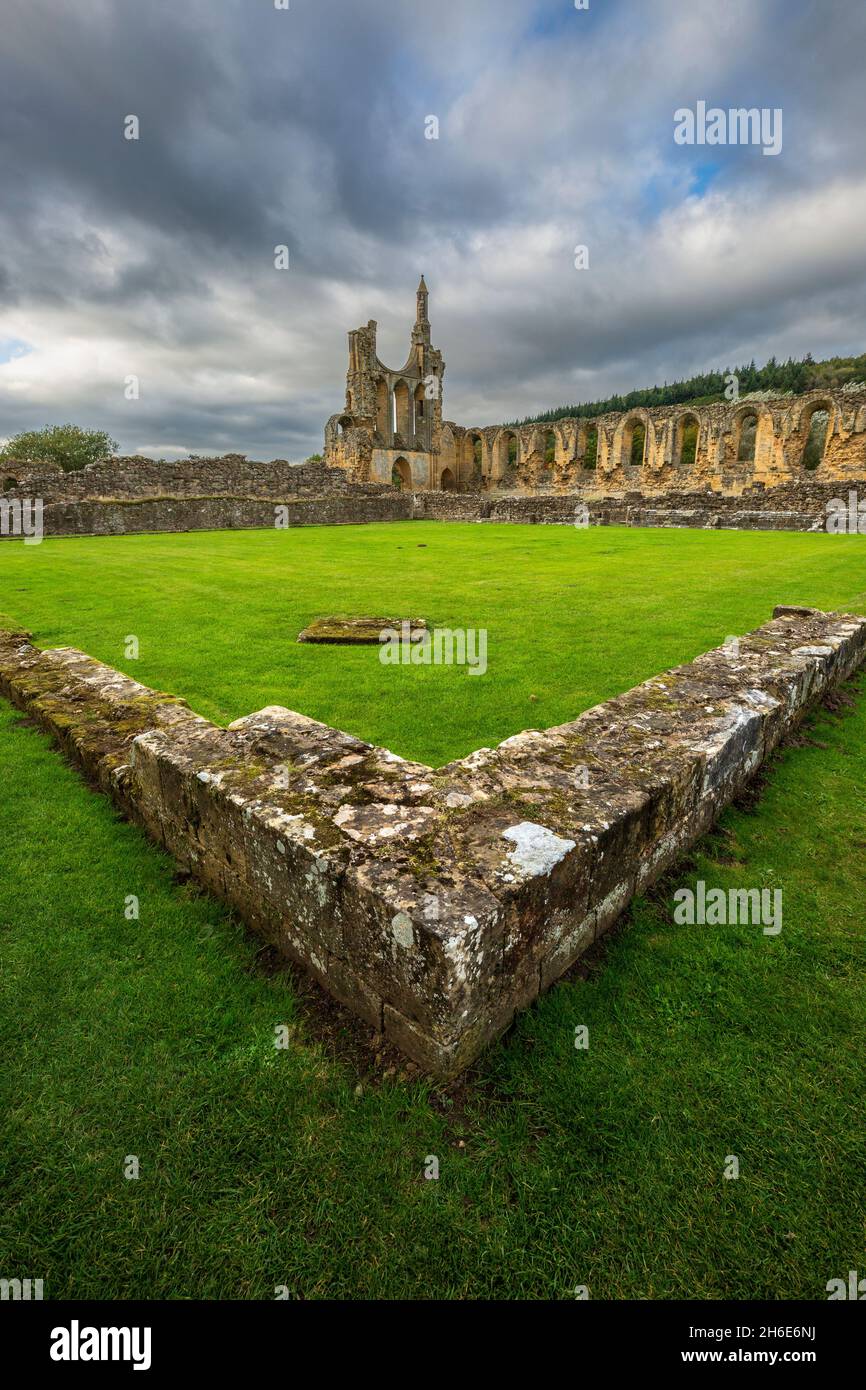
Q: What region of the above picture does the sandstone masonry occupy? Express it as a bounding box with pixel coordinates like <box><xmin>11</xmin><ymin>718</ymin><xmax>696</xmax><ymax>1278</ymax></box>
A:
<box><xmin>2</xmin><ymin>281</ymin><xmax>864</xmax><ymax>538</ymax></box>
<box><xmin>324</xmin><ymin>281</ymin><xmax>866</xmax><ymax>496</ymax></box>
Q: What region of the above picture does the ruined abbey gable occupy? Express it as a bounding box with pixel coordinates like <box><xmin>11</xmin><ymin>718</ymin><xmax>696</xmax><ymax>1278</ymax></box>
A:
<box><xmin>324</xmin><ymin>281</ymin><xmax>866</xmax><ymax>495</ymax></box>
<box><xmin>323</xmin><ymin>276</ymin><xmax>447</xmax><ymax>492</ymax></box>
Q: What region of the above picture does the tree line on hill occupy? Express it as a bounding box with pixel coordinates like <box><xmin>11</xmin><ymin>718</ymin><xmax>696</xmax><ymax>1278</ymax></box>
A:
<box><xmin>509</xmin><ymin>351</ymin><xmax>866</xmax><ymax>427</ymax></box>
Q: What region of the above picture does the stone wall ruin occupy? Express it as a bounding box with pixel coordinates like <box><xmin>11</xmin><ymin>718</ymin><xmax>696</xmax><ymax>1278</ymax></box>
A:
<box><xmin>2</xmin><ymin>606</ymin><xmax>863</xmax><ymax>1075</ymax></box>
<box><xmin>324</xmin><ymin>283</ymin><xmax>866</xmax><ymax>497</ymax></box>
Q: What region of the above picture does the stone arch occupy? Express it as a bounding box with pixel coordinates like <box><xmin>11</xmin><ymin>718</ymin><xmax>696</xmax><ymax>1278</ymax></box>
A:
<box><xmin>497</xmin><ymin>429</ymin><xmax>519</xmax><ymax>474</ymax></box>
<box><xmin>543</xmin><ymin>428</ymin><xmax>557</xmax><ymax>468</ymax></box>
<box><xmin>619</xmin><ymin>414</ymin><xmax>649</xmax><ymax>471</ymax></box>
<box><xmin>392</xmin><ymin>457</ymin><xmax>412</xmax><ymax>490</ymax></box>
<box><xmin>734</xmin><ymin>409</ymin><xmax>760</xmax><ymax>465</ymax></box>
<box><xmin>440</xmin><ymin>424</ymin><xmax>458</xmax><ymax>479</ymax></box>
<box><xmin>674</xmin><ymin>412</ymin><xmax>701</xmax><ymax>471</ymax></box>
<box><xmin>795</xmin><ymin>397</ymin><xmax>836</xmax><ymax>471</ymax></box>
<box><xmin>463</xmin><ymin>430</ymin><xmax>484</xmax><ymax>482</ymax></box>
<box><xmin>581</xmin><ymin>421</ymin><xmax>599</xmax><ymax>471</ymax></box>
<box><xmin>392</xmin><ymin>379</ymin><xmax>411</xmax><ymax>439</ymax></box>
<box><xmin>440</xmin><ymin>467</ymin><xmax>456</xmax><ymax>491</ymax></box>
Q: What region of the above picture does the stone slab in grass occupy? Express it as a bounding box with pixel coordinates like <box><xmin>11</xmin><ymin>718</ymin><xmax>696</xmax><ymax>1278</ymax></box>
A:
<box><xmin>297</xmin><ymin>616</ymin><xmax>427</xmax><ymax>645</ymax></box>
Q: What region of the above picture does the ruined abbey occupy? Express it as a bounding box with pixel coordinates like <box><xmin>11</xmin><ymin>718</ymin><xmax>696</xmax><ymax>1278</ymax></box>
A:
<box><xmin>3</xmin><ymin>285</ymin><xmax>866</xmax><ymax>1073</ymax></box>
<box><xmin>325</xmin><ymin>280</ymin><xmax>866</xmax><ymax>496</ymax></box>
<box><xmin>3</xmin><ymin>278</ymin><xmax>866</xmax><ymax>542</ymax></box>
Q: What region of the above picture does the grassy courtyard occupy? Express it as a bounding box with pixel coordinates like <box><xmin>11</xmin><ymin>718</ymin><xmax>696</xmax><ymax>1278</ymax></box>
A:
<box><xmin>1</xmin><ymin>521</ymin><xmax>865</xmax><ymax>1298</ymax></box>
<box><xmin>1</xmin><ymin>521</ymin><xmax>866</xmax><ymax>764</ymax></box>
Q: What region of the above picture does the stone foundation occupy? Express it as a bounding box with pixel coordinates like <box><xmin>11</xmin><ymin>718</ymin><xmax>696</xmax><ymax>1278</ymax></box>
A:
<box><xmin>1</xmin><ymin>606</ymin><xmax>863</xmax><ymax>1075</ymax></box>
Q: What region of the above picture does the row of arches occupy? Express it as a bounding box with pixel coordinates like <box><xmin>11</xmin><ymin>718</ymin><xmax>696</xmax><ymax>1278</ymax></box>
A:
<box><xmin>376</xmin><ymin>377</ymin><xmax>429</xmax><ymax>442</ymax></box>
<box><xmin>450</xmin><ymin>399</ymin><xmax>837</xmax><ymax>482</ymax></box>
<box><xmin>390</xmin><ymin>457</ymin><xmax>456</xmax><ymax>491</ymax></box>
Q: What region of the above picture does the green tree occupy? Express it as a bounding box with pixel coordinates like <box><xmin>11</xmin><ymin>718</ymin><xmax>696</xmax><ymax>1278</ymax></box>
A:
<box><xmin>0</xmin><ymin>424</ymin><xmax>118</xmax><ymax>473</ymax></box>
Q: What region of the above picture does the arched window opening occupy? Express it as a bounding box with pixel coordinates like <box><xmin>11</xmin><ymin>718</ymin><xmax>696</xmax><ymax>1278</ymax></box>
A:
<box><xmin>393</xmin><ymin>381</ymin><xmax>410</xmax><ymax>439</ymax></box>
<box><xmin>627</xmin><ymin>421</ymin><xmax>646</xmax><ymax>468</ymax></box>
<box><xmin>802</xmin><ymin>410</ymin><xmax>829</xmax><ymax>470</ymax></box>
<box><xmin>678</xmin><ymin>416</ymin><xmax>699</xmax><ymax>470</ymax></box>
<box><xmin>737</xmin><ymin>413</ymin><xmax>759</xmax><ymax>463</ymax></box>
<box><xmin>500</xmin><ymin>432</ymin><xmax>518</xmax><ymax>470</ymax></box>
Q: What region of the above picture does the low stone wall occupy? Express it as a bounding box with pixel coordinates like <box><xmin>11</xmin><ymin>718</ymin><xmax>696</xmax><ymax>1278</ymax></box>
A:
<box><xmin>412</xmin><ymin>492</ymin><xmax>490</xmax><ymax>521</ymax></box>
<box><xmin>3</xmin><ymin>460</ymin><xmax>863</xmax><ymax>538</ymax></box>
<box><xmin>412</xmin><ymin>480</ymin><xmax>866</xmax><ymax>531</ymax></box>
<box><xmin>1</xmin><ymin>606</ymin><xmax>863</xmax><ymax>1075</ymax></box>
<box><xmin>2</xmin><ymin>492</ymin><xmax>412</xmax><ymax>539</ymax></box>
<box><xmin>0</xmin><ymin>455</ymin><xmax>366</xmax><ymax>504</ymax></box>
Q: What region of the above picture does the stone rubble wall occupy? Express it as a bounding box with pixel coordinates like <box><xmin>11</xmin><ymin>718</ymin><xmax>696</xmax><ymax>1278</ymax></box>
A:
<box><xmin>411</xmin><ymin>480</ymin><xmax>864</xmax><ymax>531</ymax></box>
<box><xmin>4</xmin><ymin>476</ymin><xmax>860</xmax><ymax>540</ymax></box>
<box><xmin>12</xmin><ymin>493</ymin><xmax>412</xmax><ymax>538</ymax></box>
<box><xmin>0</xmin><ymin>452</ymin><xmax>411</xmax><ymax>538</ymax></box>
<box><xmin>1</xmin><ymin>606</ymin><xmax>863</xmax><ymax>1075</ymax></box>
<box><xmin>0</xmin><ymin>455</ymin><xmax>368</xmax><ymax>503</ymax></box>
<box><xmin>3</xmin><ymin>448</ymin><xmax>864</xmax><ymax>538</ymax></box>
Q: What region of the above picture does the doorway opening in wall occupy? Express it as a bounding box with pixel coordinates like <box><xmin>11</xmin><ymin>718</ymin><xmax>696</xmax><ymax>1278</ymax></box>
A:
<box><xmin>440</xmin><ymin>467</ymin><xmax>456</xmax><ymax>490</ymax></box>
<box><xmin>392</xmin><ymin>457</ymin><xmax>412</xmax><ymax>490</ymax></box>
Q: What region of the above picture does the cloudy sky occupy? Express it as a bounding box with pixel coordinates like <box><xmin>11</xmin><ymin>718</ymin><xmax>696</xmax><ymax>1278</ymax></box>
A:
<box><xmin>1</xmin><ymin>0</ymin><xmax>864</xmax><ymax>460</ymax></box>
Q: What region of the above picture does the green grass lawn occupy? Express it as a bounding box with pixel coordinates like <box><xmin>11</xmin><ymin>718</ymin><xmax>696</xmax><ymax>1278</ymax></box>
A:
<box><xmin>0</xmin><ymin>521</ymin><xmax>865</xmax><ymax>764</ymax></box>
<box><xmin>1</xmin><ymin>522</ymin><xmax>865</xmax><ymax>1299</ymax></box>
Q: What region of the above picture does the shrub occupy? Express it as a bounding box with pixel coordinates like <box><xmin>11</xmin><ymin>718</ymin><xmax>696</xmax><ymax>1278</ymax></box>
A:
<box><xmin>0</xmin><ymin>424</ymin><xmax>118</xmax><ymax>473</ymax></box>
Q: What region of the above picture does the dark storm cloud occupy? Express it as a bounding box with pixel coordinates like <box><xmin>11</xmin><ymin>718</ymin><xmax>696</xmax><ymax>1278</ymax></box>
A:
<box><xmin>0</xmin><ymin>0</ymin><xmax>864</xmax><ymax>459</ymax></box>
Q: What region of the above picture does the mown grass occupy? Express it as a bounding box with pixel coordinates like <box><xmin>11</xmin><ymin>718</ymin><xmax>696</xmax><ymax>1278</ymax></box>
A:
<box><xmin>1</xmin><ymin>522</ymin><xmax>865</xmax><ymax>1298</ymax></box>
<box><xmin>0</xmin><ymin>521</ymin><xmax>864</xmax><ymax>765</ymax></box>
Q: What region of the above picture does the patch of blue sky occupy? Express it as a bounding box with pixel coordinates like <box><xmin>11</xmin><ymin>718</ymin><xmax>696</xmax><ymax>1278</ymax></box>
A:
<box><xmin>0</xmin><ymin>339</ymin><xmax>32</xmax><ymax>363</ymax></box>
